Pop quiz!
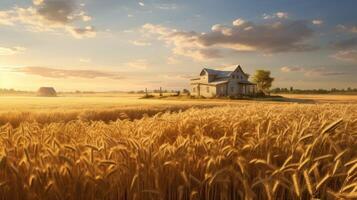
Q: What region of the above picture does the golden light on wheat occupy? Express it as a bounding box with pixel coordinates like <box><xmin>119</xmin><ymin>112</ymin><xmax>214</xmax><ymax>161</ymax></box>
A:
<box><xmin>0</xmin><ymin>103</ymin><xmax>356</xmax><ymax>199</ymax></box>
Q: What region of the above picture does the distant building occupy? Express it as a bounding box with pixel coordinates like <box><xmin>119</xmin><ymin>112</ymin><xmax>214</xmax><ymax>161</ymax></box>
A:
<box><xmin>37</xmin><ymin>87</ymin><xmax>57</xmax><ymax>97</ymax></box>
<box><xmin>190</xmin><ymin>65</ymin><xmax>257</xmax><ymax>97</ymax></box>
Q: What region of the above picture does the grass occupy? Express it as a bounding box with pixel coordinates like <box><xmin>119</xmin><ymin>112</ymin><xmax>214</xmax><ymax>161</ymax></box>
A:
<box><xmin>0</xmin><ymin>94</ymin><xmax>356</xmax><ymax>199</ymax></box>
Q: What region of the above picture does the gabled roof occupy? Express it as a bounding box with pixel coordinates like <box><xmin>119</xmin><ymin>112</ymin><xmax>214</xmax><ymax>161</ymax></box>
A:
<box><xmin>201</xmin><ymin>68</ymin><xmax>233</xmax><ymax>78</ymax></box>
<box><xmin>200</xmin><ymin>65</ymin><xmax>249</xmax><ymax>78</ymax></box>
<box><xmin>234</xmin><ymin>65</ymin><xmax>249</xmax><ymax>77</ymax></box>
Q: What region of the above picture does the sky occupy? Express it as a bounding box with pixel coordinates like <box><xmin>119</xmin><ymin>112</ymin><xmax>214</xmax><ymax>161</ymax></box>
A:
<box><xmin>0</xmin><ymin>0</ymin><xmax>356</xmax><ymax>91</ymax></box>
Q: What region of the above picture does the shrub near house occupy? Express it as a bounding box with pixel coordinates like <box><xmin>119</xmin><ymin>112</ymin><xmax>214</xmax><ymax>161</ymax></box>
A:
<box><xmin>37</xmin><ymin>87</ymin><xmax>57</xmax><ymax>97</ymax></box>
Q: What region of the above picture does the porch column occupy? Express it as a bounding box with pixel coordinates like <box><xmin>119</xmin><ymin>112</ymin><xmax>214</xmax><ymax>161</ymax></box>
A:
<box><xmin>197</xmin><ymin>83</ymin><xmax>200</xmax><ymax>96</ymax></box>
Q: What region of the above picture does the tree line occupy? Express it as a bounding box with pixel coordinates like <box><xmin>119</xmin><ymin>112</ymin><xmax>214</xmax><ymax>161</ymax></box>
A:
<box><xmin>270</xmin><ymin>87</ymin><xmax>357</xmax><ymax>94</ymax></box>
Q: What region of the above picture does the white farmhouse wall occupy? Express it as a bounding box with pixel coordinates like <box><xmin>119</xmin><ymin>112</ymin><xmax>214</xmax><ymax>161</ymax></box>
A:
<box><xmin>190</xmin><ymin>84</ymin><xmax>218</xmax><ymax>97</ymax></box>
<box><xmin>199</xmin><ymin>85</ymin><xmax>217</xmax><ymax>97</ymax></box>
<box><xmin>190</xmin><ymin>84</ymin><xmax>199</xmax><ymax>96</ymax></box>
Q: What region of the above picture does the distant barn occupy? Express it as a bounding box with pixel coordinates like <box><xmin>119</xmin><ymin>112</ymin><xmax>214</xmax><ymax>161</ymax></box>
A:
<box><xmin>37</xmin><ymin>87</ymin><xmax>57</xmax><ymax>97</ymax></box>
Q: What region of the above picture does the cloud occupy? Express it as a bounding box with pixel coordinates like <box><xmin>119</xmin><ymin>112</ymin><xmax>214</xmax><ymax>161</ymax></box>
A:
<box><xmin>331</xmin><ymin>25</ymin><xmax>357</xmax><ymax>56</ymax></box>
<box><xmin>15</xmin><ymin>66</ymin><xmax>123</xmax><ymax>79</ymax></box>
<box><xmin>156</xmin><ymin>4</ymin><xmax>177</xmax><ymax>10</ymax></box>
<box><xmin>312</xmin><ymin>20</ymin><xmax>323</xmax><ymax>25</ymax></box>
<box><xmin>167</xmin><ymin>56</ymin><xmax>180</xmax><ymax>65</ymax></box>
<box><xmin>337</xmin><ymin>24</ymin><xmax>357</xmax><ymax>34</ymax></box>
<box><xmin>131</xmin><ymin>40</ymin><xmax>152</xmax><ymax>46</ymax></box>
<box><xmin>0</xmin><ymin>46</ymin><xmax>26</xmax><ymax>56</ymax></box>
<box><xmin>0</xmin><ymin>0</ymin><xmax>96</xmax><ymax>38</ymax></box>
<box><xmin>304</xmin><ymin>68</ymin><xmax>347</xmax><ymax>76</ymax></box>
<box><xmin>142</xmin><ymin>18</ymin><xmax>315</xmax><ymax>60</ymax></box>
<box><xmin>281</xmin><ymin>66</ymin><xmax>347</xmax><ymax>76</ymax></box>
<box><xmin>263</xmin><ymin>12</ymin><xmax>289</xmax><ymax>20</ymax></box>
<box><xmin>332</xmin><ymin>37</ymin><xmax>357</xmax><ymax>50</ymax></box>
<box><xmin>36</xmin><ymin>0</ymin><xmax>76</xmax><ymax>24</ymax></box>
<box><xmin>79</xmin><ymin>58</ymin><xmax>91</xmax><ymax>63</ymax></box>
<box><xmin>276</xmin><ymin>12</ymin><xmax>289</xmax><ymax>19</ymax></box>
<box><xmin>232</xmin><ymin>18</ymin><xmax>245</xmax><ymax>26</ymax></box>
<box><xmin>142</xmin><ymin>23</ymin><xmax>219</xmax><ymax>60</ymax></box>
<box><xmin>280</xmin><ymin>66</ymin><xmax>304</xmax><ymax>72</ymax></box>
<box><xmin>33</xmin><ymin>0</ymin><xmax>44</xmax><ymax>6</ymax></box>
<box><xmin>67</xmin><ymin>26</ymin><xmax>96</xmax><ymax>39</ymax></box>
<box><xmin>332</xmin><ymin>50</ymin><xmax>357</xmax><ymax>62</ymax></box>
<box><xmin>0</xmin><ymin>11</ymin><xmax>15</xmax><ymax>25</ymax></box>
<box><xmin>200</xmin><ymin>19</ymin><xmax>315</xmax><ymax>52</ymax></box>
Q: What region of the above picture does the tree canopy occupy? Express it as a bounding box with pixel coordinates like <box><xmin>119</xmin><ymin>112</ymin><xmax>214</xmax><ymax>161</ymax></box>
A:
<box><xmin>252</xmin><ymin>70</ymin><xmax>274</xmax><ymax>94</ymax></box>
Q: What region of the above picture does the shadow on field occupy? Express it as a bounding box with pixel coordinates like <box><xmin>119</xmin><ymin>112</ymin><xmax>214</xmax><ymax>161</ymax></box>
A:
<box><xmin>254</xmin><ymin>96</ymin><xmax>316</xmax><ymax>103</ymax></box>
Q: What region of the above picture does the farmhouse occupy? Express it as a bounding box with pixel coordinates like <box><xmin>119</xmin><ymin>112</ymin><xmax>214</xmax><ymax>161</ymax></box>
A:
<box><xmin>190</xmin><ymin>65</ymin><xmax>257</xmax><ymax>97</ymax></box>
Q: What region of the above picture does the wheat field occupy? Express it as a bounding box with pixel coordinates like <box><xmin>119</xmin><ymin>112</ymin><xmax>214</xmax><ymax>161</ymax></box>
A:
<box><xmin>0</xmin><ymin>100</ymin><xmax>356</xmax><ymax>200</ymax></box>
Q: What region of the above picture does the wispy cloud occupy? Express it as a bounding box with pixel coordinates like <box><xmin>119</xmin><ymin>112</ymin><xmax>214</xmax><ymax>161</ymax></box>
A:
<box><xmin>131</xmin><ymin>40</ymin><xmax>152</xmax><ymax>46</ymax></box>
<box><xmin>0</xmin><ymin>0</ymin><xmax>96</xmax><ymax>38</ymax></box>
<box><xmin>155</xmin><ymin>4</ymin><xmax>178</xmax><ymax>10</ymax></box>
<box><xmin>280</xmin><ymin>66</ymin><xmax>347</xmax><ymax>76</ymax></box>
<box><xmin>167</xmin><ymin>56</ymin><xmax>180</xmax><ymax>65</ymax></box>
<box><xmin>67</xmin><ymin>26</ymin><xmax>96</xmax><ymax>39</ymax></box>
<box><xmin>15</xmin><ymin>66</ymin><xmax>123</xmax><ymax>79</ymax></box>
<box><xmin>336</xmin><ymin>24</ymin><xmax>357</xmax><ymax>33</ymax></box>
<box><xmin>79</xmin><ymin>58</ymin><xmax>91</xmax><ymax>63</ymax></box>
<box><xmin>332</xmin><ymin>50</ymin><xmax>357</xmax><ymax>62</ymax></box>
<box><xmin>263</xmin><ymin>12</ymin><xmax>289</xmax><ymax>19</ymax></box>
<box><xmin>280</xmin><ymin>66</ymin><xmax>304</xmax><ymax>72</ymax></box>
<box><xmin>0</xmin><ymin>46</ymin><xmax>26</xmax><ymax>56</ymax></box>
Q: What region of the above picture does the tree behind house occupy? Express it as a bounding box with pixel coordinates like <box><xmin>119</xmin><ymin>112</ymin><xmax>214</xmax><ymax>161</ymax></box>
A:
<box><xmin>252</xmin><ymin>70</ymin><xmax>274</xmax><ymax>95</ymax></box>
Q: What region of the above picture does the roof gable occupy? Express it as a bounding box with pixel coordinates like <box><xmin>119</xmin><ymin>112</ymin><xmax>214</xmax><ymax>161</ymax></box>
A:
<box><xmin>201</xmin><ymin>68</ymin><xmax>233</xmax><ymax>78</ymax></box>
<box><xmin>233</xmin><ymin>65</ymin><xmax>249</xmax><ymax>77</ymax></box>
<box><xmin>200</xmin><ymin>65</ymin><xmax>250</xmax><ymax>78</ymax></box>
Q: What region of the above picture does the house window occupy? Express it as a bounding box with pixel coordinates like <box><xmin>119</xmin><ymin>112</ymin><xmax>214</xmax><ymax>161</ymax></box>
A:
<box><xmin>207</xmin><ymin>87</ymin><xmax>210</xmax><ymax>93</ymax></box>
<box><xmin>193</xmin><ymin>87</ymin><xmax>196</xmax><ymax>92</ymax></box>
<box><xmin>231</xmin><ymin>87</ymin><xmax>234</xmax><ymax>92</ymax></box>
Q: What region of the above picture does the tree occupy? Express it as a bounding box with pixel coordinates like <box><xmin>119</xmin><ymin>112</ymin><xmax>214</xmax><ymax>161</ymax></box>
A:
<box><xmin>252</xmin><ymin>70</ymin><xmax>274</xmax><ymax>94</ymax></box>
<box><xmin>182</xmin><ymin>89</ymin><xmax>190</xmax><ymax>94</ymax></box>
